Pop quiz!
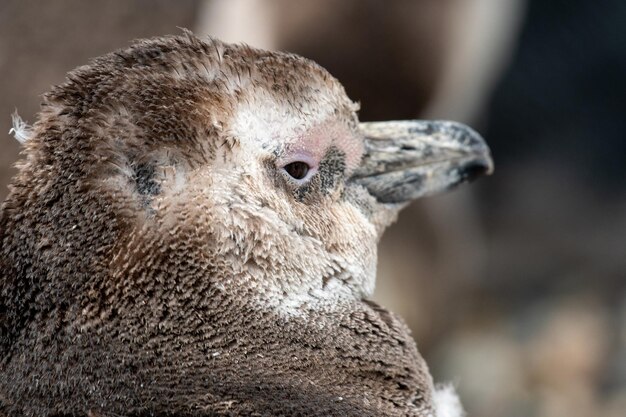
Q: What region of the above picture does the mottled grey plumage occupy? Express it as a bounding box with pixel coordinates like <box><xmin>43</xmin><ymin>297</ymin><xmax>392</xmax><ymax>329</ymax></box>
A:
<box><xmin>0</xmin><ymin>31</ymin><xmax>491</xmax><ymax>416</ymax></box>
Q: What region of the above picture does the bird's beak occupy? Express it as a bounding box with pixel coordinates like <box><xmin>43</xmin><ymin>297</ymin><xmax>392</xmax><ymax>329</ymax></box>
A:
<box><xmin>352</xmin><ymin>120</ymin><xmax>493</xmax><ymax>204</ymax></box>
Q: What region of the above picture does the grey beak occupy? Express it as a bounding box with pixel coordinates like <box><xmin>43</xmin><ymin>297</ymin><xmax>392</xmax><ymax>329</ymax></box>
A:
<box><xmin>352</xmin><ymin>120</ymin><xmax>493</xmax><ymax>204</ymax></box>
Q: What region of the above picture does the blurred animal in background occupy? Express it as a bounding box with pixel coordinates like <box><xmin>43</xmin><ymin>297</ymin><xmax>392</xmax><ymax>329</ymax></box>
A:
<box><xmin>0</xmin><ymin>33</ymin><xmax>491</xmax><ymax>416</ymax></box>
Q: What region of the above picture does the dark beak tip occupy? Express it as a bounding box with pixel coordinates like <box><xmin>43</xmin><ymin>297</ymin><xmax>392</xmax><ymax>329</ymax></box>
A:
<box><xmin>459</xmin><ymin>159</ymin><xmax>494</xmax><ymax>183</ymax></box>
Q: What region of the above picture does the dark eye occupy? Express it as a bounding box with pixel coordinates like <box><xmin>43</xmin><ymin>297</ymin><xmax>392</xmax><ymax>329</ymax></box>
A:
<box><xmin>284</xmin><ymin>161</ymin><xmax>310</xmax><ymax>180</ymax></box>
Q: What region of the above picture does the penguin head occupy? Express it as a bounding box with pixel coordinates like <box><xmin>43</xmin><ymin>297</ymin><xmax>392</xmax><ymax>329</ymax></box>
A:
<box><xmin>2</xmin><ymin>32</ymin><xmax>492</xmax><ymax>328</ymax></box>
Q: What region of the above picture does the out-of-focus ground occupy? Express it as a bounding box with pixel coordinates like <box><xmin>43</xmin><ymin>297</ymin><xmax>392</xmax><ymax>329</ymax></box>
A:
<box><xmin>1</xmin><ymin>1</ymin><xmax>625</xmax><ymax>416</ymax></box>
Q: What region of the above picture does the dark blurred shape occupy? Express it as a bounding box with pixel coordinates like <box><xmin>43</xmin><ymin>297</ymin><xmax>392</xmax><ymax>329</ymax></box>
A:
<box><xmin>486</xmin><ymin>0</ymin><xmax>626</xmax><ymax>190</ymax></box>
<box><xmin>479</xmin><ymin>0</ymin><xmax>626</xmax><ymax>301</ymax></box>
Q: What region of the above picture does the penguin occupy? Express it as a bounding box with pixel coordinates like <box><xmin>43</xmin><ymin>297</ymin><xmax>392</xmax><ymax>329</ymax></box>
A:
<box><xmin>0</xmin><ymin>31</ymin><xmax>492</xmax><ymax>416</ymax></box>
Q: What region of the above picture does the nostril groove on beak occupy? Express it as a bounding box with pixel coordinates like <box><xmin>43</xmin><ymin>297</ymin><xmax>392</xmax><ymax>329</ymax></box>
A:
<box><xmin>399</xmin><ymin>145</ymin><xmax>416</xmax><ymax>151</ymax></box>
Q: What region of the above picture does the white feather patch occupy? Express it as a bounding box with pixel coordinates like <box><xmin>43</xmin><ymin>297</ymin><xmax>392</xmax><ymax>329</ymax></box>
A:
<box><xmin>8</xmin><ymin>111</ymin><xmax>33</xmax><ymax>144</ymax></box>
<box><xmin>433</xmin><ymin>384</ymin><xmax>465</xmax><ymax>417</ymax></box>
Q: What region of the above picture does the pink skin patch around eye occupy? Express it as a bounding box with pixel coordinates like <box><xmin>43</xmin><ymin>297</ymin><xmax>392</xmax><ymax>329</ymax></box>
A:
<box><xmin>278</xmin><ymin>121</ymin><xmax>364</xmax><ymax>174</ymax></box>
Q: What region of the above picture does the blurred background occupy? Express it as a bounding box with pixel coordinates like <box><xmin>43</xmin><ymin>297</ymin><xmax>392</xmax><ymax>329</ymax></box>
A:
<box><xmin>1</xmin><ymin>1</ymin><xmax>624</xmax><ymax>415</ymax></box>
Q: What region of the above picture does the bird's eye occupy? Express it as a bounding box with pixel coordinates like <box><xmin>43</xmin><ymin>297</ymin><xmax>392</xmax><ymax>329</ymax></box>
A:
<box><xmin>283</xmin><ymin>161</ymin><xmax>310</xmax><ymax>180</ymax></box>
